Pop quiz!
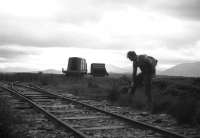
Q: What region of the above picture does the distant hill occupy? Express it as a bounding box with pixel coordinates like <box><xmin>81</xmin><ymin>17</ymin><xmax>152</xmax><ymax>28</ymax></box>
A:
<box><xmin>39</xmin><ymin>69</ymin><xmax>62</xmax><ymax>74</ymax></box>
<box><xmin>106</xmin><ymin>64</ymin><xmax>131</xmax><ymax>73</ymax></box>
<box><xmin>160</xmin><ymin>62</ymin><xmax>200</xmax><ymax>77</ymax></box>
<box><xmin>0</xmin><ymin>67</ymin><xmax>62</xmax><ymax>74</ymax></box>
<box><xmin>0</xmin><ymin>67</ymin><xmax>36</xmax><ymax>73</ymax></box>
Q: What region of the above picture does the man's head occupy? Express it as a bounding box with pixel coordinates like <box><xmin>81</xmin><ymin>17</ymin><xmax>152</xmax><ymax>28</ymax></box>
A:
<box><xmin>127</xmin><ymin>51</ymin><xmax>137</xmax><ymax>61</ymax></box>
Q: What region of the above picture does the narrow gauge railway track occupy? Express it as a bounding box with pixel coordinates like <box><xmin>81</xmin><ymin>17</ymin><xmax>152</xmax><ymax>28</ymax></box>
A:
<box><xmin>0</xmin><ymin>82</ymin><xmax>87</xmax><ymax>138</ymax></box>
<box><xmin>0</xmin><ymin>87</ymin><xmax>75</xmax><ymax>138</ymax></box>
<box><xmin>2</xmin><ymin>82</ymin><xmax>190</xmax><ymax>138</ymax></box>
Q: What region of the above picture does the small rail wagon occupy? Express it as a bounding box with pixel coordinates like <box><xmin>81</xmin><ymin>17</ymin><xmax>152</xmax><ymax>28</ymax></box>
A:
<box><xmin>62</xmin><ymin>57</ymin><xmax>87</xmax><ymax>76</ymax></box>
<box><xmin>90</xmin><ymin>63</ymin><xmax>109</xmax><ymax>77</ymax></box>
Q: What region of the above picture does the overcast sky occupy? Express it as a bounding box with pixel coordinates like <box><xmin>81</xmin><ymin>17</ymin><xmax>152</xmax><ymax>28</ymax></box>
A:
<box><xmin>0</xmin><ymin>0</ymin><xmax>200</xmax><ymax>72</ymax></box>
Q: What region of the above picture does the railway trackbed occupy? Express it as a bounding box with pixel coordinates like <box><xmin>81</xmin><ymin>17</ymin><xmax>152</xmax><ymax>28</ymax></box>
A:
<box><xmin>0</xmin><ymin>84</ymin><xmax>76</xmax><ymax>137</ymax></box>
<box><xmin>0</xmin><ymin>82</ymin><xmax>193</xmax><ymax>138</ymax></box>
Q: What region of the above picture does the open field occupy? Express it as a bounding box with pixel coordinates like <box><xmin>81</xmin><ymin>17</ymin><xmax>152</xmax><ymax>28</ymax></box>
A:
<box><xmin>0</xmin><ymin>72</ymin><xmax>200</xmax><ymax>126</ymax></box>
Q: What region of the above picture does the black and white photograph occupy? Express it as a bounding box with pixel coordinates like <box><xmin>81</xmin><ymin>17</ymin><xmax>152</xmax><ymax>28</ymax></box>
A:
<box><xmin>0</xmin><ymin>0</ymin><xmax>200</xmax><ymax>137</ymax></box>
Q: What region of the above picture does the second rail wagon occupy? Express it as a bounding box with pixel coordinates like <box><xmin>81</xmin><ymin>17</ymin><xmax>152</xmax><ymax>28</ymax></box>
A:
<box><xmin>90</xmin><ymin>63</ymin><xmax>109</xmax><ymax>77</ymax></box>
<box><xmin>62</xmin><ymin>57</ymin><xmax>87</xmax><ymax>76</ymax></box>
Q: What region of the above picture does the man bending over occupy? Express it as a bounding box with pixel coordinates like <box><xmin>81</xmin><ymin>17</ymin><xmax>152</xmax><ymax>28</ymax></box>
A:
<box><xmin>127</xmin><ymin>51</ymin><xmax>158</xmax><ymax>107</ymax></box>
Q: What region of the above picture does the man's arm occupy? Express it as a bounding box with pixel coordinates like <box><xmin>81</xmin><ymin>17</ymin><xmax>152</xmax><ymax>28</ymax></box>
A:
<box><xmin>130</xmin><ymin>62</ymin><xmax>137</xmax><ymax>94</ymax></box>
<box><xmin>132</xmin><ymin>62</ymin><xmax>137</xmax><ymax>83</ymax></box>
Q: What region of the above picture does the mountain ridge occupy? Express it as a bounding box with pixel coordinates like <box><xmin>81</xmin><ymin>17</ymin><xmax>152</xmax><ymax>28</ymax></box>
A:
<box><xmin>159</xmin><ymin>61</ymin><xmax>200</xmax><ymax>77</ymax></box>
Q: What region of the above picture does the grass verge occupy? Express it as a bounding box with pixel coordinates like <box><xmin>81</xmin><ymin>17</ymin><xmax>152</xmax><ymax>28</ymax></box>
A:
<box><xmin>0</xmin><ymin>96</ymin><xmax>28</xmax><ymax>138</ymax></box>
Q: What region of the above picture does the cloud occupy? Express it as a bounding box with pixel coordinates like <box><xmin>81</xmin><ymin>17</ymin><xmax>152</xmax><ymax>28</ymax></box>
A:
<box><xmin>0</xmin><ymin>0</ymin><xmax>200</xmax><ymax>71</ymax></box>
<box><xmin>0</xmin><ymin>45</ymin><xmax>39</xmax><ymax>63</ymax></box>
<box><xmin>0</xmin><ymin>17</ymin><xmax>99</xmax><ymax>47</ymax></box>
<box><xmin>97</xmin><ymin>0</ymin><xmax>200</xmax><ymax>21</ymax></box>
<box><xmin>0</xmin><ymin>0</ymin><xmax>200</xmax><ymax>50</ymax></box>
<box><xmin>0</xmin><ymin>0</ymin><xmax>103</xmax><ymax>24</ymax></box>
<box><xmin>55</xmin><ymin>0</ymin><xmax>103</xmax><ymax>24</ymax></box>
<box><xmin>0</xmin><ymin>0</ymin><xmax>109</xmax><ymax>48</ymax></box>
<box><xmin>151</xmin><ymin>0</ymin><xmax>200</xmax><ymax>20</ymax></box>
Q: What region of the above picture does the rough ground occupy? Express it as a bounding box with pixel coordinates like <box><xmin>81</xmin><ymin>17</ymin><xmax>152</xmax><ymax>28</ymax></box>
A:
<box><xmin>0</xmin><ymin>73</ymin><xmax>200</xmax><ymax>137</ymax></box>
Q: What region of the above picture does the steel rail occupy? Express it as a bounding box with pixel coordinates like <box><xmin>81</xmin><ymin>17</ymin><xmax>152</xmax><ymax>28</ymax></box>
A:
<box><xmin>0</xmin><ymin>84</ymin><xmax>88</xmax><ymax>138</ymax></box>
<box><xmin>15</xmin><ymin>83</ymin><xmax>190</xmax><ymax>138</ymax></box>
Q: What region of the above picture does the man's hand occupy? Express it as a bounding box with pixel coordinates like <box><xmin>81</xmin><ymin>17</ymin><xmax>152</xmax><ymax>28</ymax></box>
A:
<box><xmin>131</xmin><ymin>82</ymin><xmax>134</xmax><ymax>87</ymax></box>
<box><xmin>128</xmin><ymin>82</ymin><xmax>136</xmax><ymax>95</ymax></box>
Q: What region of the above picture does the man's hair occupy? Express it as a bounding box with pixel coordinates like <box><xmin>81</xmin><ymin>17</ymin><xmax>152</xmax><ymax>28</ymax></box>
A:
<box><xmin>127</xmin><ymin>51</ymin><xmax>137</xmax><ymax>60</ymax></box>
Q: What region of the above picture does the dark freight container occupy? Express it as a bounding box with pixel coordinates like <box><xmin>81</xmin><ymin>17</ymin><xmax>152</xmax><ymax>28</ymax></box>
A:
<box><xmin>90</xmin><ymin>63</ymin><xmax>109</xmax><ymax>77</ymax></box>
<box><xmin>62</xmin><ymin>57</ymin><xmax>87</xmax><ymax>76</ymax></box>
